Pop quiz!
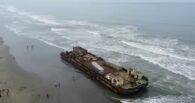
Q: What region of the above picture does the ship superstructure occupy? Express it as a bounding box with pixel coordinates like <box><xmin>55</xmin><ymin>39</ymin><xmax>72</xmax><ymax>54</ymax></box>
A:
<box><xmin>60</xmin><ymin>47</ymin><xmax>148</xmax><ymax>95</ymax></box>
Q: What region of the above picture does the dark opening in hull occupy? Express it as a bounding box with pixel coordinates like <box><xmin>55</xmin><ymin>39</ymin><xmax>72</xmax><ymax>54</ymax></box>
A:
<box><xmin>60</xmin><ymin>47</ymin><xmax>148</xmax><ymax>95</ymax></box>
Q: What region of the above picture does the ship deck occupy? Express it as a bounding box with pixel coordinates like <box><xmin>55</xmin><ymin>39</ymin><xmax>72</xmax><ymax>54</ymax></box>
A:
<box><xmin>93</xmin><ymin>60</ymin><xmax>116</xmax><ymax>74</ymax></box>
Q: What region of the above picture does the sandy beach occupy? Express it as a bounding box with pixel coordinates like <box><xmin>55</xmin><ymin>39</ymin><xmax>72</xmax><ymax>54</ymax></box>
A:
<box><xmin>0</xmin><ymin>2</ymin><xmax>195</xmax><ymax>103</ymax></box>
<box><xmin>0</xmin><ymin>37</ymin><xmax>58</xmax><ymax>103</ymax></box>
<box><xmin>0</xmin><ymin>23</ymin><xmax>195</xmax><ymax>103</ymax></box>
<box><xmin>0</xmin><ymin>29</ymin><xmax>114</xmax><ymax>103</ymax></box>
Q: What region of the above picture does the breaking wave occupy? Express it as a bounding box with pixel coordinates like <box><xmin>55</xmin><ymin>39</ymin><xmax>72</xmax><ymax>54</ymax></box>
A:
<box><xmin>120</xmin><ymin>95</ymin><xmax>195</xmax><ymax>103</ymax></box>
<box><xmin>6</xmin><ymin>5</ymin><xmax>60</xmax><ymax>26</ymax></box>
<box><xmin>121</xmin><ymin>40</ymin><xmax>195</xmax><ymax>80</ymax></box>
<box><xmin>121</xmin><ymin>40</ymin><xmax>195</xmax><ymax>61</ymax></box>
<box><xmin>3</xmin><ymin>5</ymin><xmax>195</xmax><ymax>80</ymax></box>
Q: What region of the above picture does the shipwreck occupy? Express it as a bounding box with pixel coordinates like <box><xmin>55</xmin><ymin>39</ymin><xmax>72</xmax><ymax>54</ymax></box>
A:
<box><xmin>60</xmin><ymin>46</ymin><xmax>148</xmax><ymax>95</ymax></box>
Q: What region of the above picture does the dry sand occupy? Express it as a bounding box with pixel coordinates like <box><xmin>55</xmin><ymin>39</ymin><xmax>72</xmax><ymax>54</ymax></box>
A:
<box><xmin>0</xmin><ymin>31</ymin><xmax>114</xmax><ymax>103</ymax></box>
<box><xmin>0</xmin><ymin>38</ymin><xmax>55</xmax><ymax>103</ymax></box>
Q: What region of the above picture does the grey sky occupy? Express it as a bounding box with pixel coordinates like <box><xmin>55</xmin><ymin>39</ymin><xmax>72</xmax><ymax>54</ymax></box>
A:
<box><xmin>3</xmin><ymin>0</ymin><xmax>195</xmax><ymax>3</ymax></box>
<box><xmin>1</xmin><ymin>0</ymin><xmax>195</xmax><ymax>5</ymax></box>
<box><xmin>126</xmin><ymin>0</ymin><xmax>195</xmax><ymax>2</ymax></box>
<box><xmin>52</xmin><ymin>0</ymin><xmax>195</xmax><ymax>2</ymax></box>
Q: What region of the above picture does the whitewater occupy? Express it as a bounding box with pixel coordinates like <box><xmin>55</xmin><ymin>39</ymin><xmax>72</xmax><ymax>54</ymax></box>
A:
<box><xmin>0</xmin><ymin>4</ymin><xmax>195</xmax><ymax>103</ymax></box>
<box><xmin>3</xmin><ymin>5</ymin><xmax>195</xmax><ymax>81</ymax></box>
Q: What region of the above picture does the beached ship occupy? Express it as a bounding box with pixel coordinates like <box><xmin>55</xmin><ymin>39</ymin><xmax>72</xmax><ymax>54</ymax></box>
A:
<box><xmin>60</xmin><ymin>47</ymin><xmax>148</xmax><ymax>95</ymax></box>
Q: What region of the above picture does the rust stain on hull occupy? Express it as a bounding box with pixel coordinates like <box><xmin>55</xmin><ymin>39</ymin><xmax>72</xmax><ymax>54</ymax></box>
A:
<box><xmin>60</xmin><ymin>46</ymin><xmax>148</xmax><ymax>95</ymax></box>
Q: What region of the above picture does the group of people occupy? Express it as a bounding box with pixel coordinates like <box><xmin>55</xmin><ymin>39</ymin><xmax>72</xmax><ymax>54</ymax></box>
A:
<box><xmin>37</xmin><ymin>92</ymin><xmax>50</xmax><ymax>99</ymax></box>
<box><xmin>0</xmin><ymin>89</ymin><xmax>9</xmax><ymax>98</ymax></box>
<box><xmin>54</xmin><ymin>83</ymin><xmax>61</xmax><ymax>88</ymax></box>
<box><xmin>37</xmin><ymin>83</ymin><xmax>61</xmax><ymax>100</ymax></box>
<box><xmin>26</xmin><ymin>45</ymin><xmax>34</xmax><ymax>50</ymax></box>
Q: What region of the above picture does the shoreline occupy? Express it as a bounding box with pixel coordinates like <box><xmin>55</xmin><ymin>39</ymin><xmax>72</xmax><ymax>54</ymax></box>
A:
<box><xmin>0</xmin><ymin>28</ymin><xmax>194</xmax><ymax>103</ymax></box>
<box><xmin>1</xmin><ymin>31</ymin><xmax>195</xmax><ymax>103</ymax></box>
<box><xmin>0</xmin><ymin>32</ymin><xmax>114</xmax><ymax>103</ymax></box>
<box><xmin>0</xmin><ymin>37</ymin><xmax>56</xmax><ymax>103</ymax></box>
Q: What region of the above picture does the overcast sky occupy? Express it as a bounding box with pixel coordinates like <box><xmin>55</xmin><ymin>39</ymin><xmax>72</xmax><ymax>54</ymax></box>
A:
<box><xmin>45</xmin><ymin>0</ymin><xmax>195</xmax><ymax>2</ymax></box>
<box><xmin>3</xmin><ymin>0</ymin><xmax>195</xmax><ymax>3</ymax></box>
<box><xmin>1</xmin><ymin>0</ymin><xmax>195</xmax><ymax>5</ymax></box>
<box><xmin>91</xmin><ymin>0</ymin><xmax>194</xmax><ymax>2</ymax></box>
<box><xmin>128</xmin><ymin>0</ymin><xmax>195</xmax><ymax>2</ymax></box>
<box><xmin>51</xmin><ymin>0</ymin><xmax>195</xmax><ymax>2</ymax></box>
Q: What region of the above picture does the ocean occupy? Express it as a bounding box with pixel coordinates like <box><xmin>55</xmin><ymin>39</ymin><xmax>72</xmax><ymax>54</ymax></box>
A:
<box><xmin>0</xmin><ymin>2</ymin><xmax>195</xmax><ymax>103</ymax></box>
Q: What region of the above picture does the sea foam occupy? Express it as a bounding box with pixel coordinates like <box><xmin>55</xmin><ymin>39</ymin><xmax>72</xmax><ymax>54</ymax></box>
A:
<box><xmin>4</xmin><ymin>5</ymin><xmax>195</xmax><ymax>80</ymax></box>
<box><xmin>120</xmin><ymin>95</ymin><xmax>195</xmax><ymax>103</ymax></box>
<box><xmin>121</xmin><ymin>40</ymin><xmax>195</xmax><ymax>80</ymax></box>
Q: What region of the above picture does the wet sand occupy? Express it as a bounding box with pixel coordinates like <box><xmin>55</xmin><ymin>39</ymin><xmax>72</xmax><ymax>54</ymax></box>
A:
<box><xmin>1</xmin><ymin>27</ymin><xmax>195</xmax><ymax>103</ymax></box>
<box><xmin>0</xmin><ymin>29</ymin><xmax>114</xmax><ymax>103</ymax></box>
<box><xmin>0</xmin><ymin>37</ymin><xmax>56</xmax><ymax>103</ymax></box>
<box><xmin>1</xmin><ymin>25</ymin><xmax>195</xmax><ymax>103</ymax></box>
<box><xmin>1</xmin><ymin>28</ymin><xmax>195</xmax><ymax>103</ymax></box>
<box><xmin>0</xmin><ymin>3</ymin><xmax>195</xmax><ymax>103</ymax></box>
